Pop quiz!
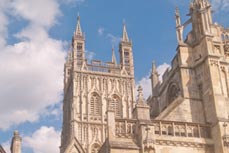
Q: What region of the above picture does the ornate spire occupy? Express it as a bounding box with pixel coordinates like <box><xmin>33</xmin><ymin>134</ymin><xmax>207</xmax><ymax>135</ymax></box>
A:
<box><xmin>75</xmin><ymin>14</ymin><xmax>83</xmax><ymax>36</ymax></box>
<box><xmin>111</xmin><ymin>47</ymin><xmax>117</xmax><ymax>65</ymax></box>
<box><xmin>122</xmin><ymin>22</ymin><xmax>129</xmax><ymax>42</ymax></box>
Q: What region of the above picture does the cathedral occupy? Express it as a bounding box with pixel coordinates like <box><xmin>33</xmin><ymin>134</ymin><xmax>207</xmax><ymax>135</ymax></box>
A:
<box><xmin>58</xmin><ymin>0</ymin><xmax>229</xmax><ymax>153</ymax></box>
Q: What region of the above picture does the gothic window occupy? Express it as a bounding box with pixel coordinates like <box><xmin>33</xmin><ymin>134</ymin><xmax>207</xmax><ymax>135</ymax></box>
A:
<box><xmin>91</xmin><ymin>143</ymin><xmax>100</xmax><ymax>153</ymax></box>
<box><xmin>167</xmin><ymin>83</ymin><xmax>180</xmax><ymax>104</ymax></box>
<box><xmin>90</xmin><ymin>93</ymin><xmax>101</xmax><ymax>116</ymax></box>
<box><xmin>77</xmin><ymin>43</ymin><xmax>83</xmax><ymax>51</ymax></box>
<box><xmin>124</xmin><ymin>49</ymin><xmax>130</xmax><ymax>65</ymax></box>
<box><xmin>109</xmin><ymin>95</ymin><xmax>122</xmax><ymax>118</ymax></box>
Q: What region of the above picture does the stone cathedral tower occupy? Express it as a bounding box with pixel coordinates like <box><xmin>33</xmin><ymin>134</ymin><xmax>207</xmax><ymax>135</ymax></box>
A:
<box><xmin>60</xmin><ymin>16</ymin><xmax>136</xmax><ymax>153</ymax></box>
<box><xmin>61</xmin><ymin>0</ymin><xmax>229</xmax><ymax>153</ymax></box>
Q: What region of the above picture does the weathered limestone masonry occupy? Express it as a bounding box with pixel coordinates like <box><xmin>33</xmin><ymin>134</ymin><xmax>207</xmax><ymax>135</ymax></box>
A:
<box><xmin>60</xmin><ymin>15</ymin><xmax>135</xmax><ymax>153</ymax></box>
<box><xmin>61</xmin><ymin>0</ymin><xmax>229</xmax><ymax>153</ymax></box>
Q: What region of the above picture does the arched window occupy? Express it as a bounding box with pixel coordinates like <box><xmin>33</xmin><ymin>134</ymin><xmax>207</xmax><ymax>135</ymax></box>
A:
<box><xmin>167</xmin><ymin>83</ymin><xmax>180</xmax><ymax>104</ymax></box>
<box><xmin>91</xmin><ymin>143</ymin><xmax>100</xmax><ymax>153</ymax></box>
<box><xmin>109</xmin><ymin>95</ymin><xmax>122</xmax><ymax>118</ymax></box>
<box><xmin>90</xmin><ymin>93</ymin><xmax>101</xmax><ymax>115</ymax></box>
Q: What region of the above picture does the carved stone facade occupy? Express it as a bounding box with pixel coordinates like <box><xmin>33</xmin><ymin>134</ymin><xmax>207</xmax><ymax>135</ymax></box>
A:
<box><xmin>60</xmin><ymin>16</ymin><xmax>135</xmax><ymax>153</ymax></box>
<box><xmin>61</xmin><ymin>0</ymin><xmax>229</xmax><ymax>153</ymax></box>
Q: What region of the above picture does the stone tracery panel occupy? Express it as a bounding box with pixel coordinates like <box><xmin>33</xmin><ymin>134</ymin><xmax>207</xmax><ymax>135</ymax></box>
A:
<box><xmin>90</xmin><ymin>92</ymin><xmax>101</xmax><ymax>116</ymax></box>
<box><xmin>109</xmin><ymin>95</ymin><xmax>122</xmax><ymax>118</ymax></box>
<box><xmin>167</xmin><ymin>82</ymin><xmax>180</xmax><ymax>105</ymax></box>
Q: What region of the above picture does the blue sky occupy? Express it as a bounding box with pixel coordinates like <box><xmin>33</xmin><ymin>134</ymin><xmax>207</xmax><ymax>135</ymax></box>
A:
<box><xmin>0</xmin><ymin>0</ymin><xmax>228</xmax><ymax>152</ymax></box>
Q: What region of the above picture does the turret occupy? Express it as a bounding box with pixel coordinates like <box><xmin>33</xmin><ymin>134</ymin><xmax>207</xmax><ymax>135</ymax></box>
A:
<box><xmin>72</xmin><ymin>15</ymin><xmax>86</xmax><ymax>69</ymax></box>
<box><xmin>189</xmin><ymin>0</ymin><xmax>212</xmax><ymax>40</ymax></box>
<box><xmin>10</xmin><ymin>131</ymin><xmax>22</xmax><ymax>153</ymax></box>
<box><xmin>119</xmin><ymin>23</ymin><xmax>134</xmax><ymax>76</ymax></box>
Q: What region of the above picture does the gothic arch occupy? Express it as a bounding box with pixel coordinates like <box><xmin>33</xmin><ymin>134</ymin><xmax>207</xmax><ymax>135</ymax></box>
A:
<box><xmin>167</xmin><ymin>82</ymin><xmax>180</xmax><ymax>104</ymax></box>
<box><xmin>90</xmin><ymin>92</ymin><xmax>101</xmax><ymax>116</ymax></box>
<box><xmin>109</xmin><ymin>94</ymin><xmax>122</xmax><ymax>118</ymax></box>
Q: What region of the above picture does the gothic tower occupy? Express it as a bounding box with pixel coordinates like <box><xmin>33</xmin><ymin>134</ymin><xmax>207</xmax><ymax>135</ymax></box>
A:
<box><xmin>149</xmin><ymin>0</ymin><xmax>229</xmax><ymax>152</ymax></box>
<box><xmin>60</xmin><ymin>17</ymin><xmax>136</xmax><ymax>153</ymax></box>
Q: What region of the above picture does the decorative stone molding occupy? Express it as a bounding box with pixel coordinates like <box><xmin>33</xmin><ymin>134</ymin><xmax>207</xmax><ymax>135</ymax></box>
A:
<box><xmin>154</xmin><ymin>140</ymin><xmax>208</xmax><ymax>148</ymax></box>
<box><xmin>224</xmin><ymin>44</ymin><xmax>229</xmax><ymax>56</ymax></box>
<box><xmin>223</xmin><ymin>122</ymin><xmax>229</xmax><ymax>147</ymax></box>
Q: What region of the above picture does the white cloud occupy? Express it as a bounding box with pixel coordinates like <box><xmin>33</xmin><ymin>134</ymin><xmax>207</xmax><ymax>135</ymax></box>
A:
<box><xmin>0</xmin><ymin>0</ymin><xmax>10</xmax><ymax>47</ymax></box>
<box><xmin>85</xmin><ymin>50</ymin><xmax>96</xmax><ymax>61</ymax></box>
<box><xmin>157</xmin><ymin>63</ymin><xmax>171</xmax><ymax>82</ymax></box>
<box><xmin>0</xmin><ymin>0</ymin><xmax>66</xmax><ymax>130</ymax></box>
<box><xmin>98</xmin><ymin>27</ymin><xmax>104</xmax><ymax>36</ymax></box>
<box><xmin>61</xmin><ymin>0</ymin><xmax>85</xmax><ymax>5</ymax></box>
<box><xmin>136</xmin><ymin>63</ymin><xmax>170</xmax><ymax>99</ymax></box>
<box><xmin>11</xmin><ymin>0</ymin><xmax>61</xmax><ymax>28</ymax></box>
<box><xmin>24</xmin><ymin>126</ymin><xmax>60</xmax><ymax>153</ymax></box>
<box><xmin>211</xmin><ymin>0</ymin><xmax>229</xmax><ymax>11</ymax></box>
<box><xmin>107</xmin><ymin>33</ymin><xmax>121</xmax><ymax>46</ymax></box>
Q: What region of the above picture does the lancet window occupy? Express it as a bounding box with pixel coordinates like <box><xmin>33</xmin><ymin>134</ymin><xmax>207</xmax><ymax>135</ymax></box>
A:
<box><xmin>90</xmin><ymin>93</ymin><xmax>101</xmax><ymax>116</ymax></box>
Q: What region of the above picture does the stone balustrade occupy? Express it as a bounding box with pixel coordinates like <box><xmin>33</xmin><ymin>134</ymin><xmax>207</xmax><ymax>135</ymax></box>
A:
<box><xmin>115</xmin><ymin>119</ymin><xmax>137</xmax><ymax>138</ymax></box>
<box><xmin>114</xmin><ymin>119</ymin><xmax>211</xmax><ymax>139</ymax></box>
<box><xmin>151</xmin><ymin>120</ymin><xmax>211</xmax><ymax>139</ymax></box>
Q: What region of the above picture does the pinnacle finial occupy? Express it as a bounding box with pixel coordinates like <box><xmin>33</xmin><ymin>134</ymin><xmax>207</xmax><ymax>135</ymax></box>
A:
<box><xmin>152</xmin><ymin>61</ymin><xmax>157</xmax><ymax>73</ymax></box>
<box><xmin>75</xmin><ymin>13</ymin><xmax>83</xmax><ymax>36</ymax></box>
<box><xmin>111</xmin><ymin>46</ymin><xmax>117</xmax><ymax>65</ymax></box>
<box><xmin>122</xmin><ymin>22</ymin><xmax>129</xmax><ymax>42</ymax></box>
<box><xmin>137</xmin><ymin>86</ymin><xmax>144</xmax><ymax>104</ymax></box>
<box><xmin>175</xmin><ymin>7</ymin><xmax>180</xmax><ymax>16</ymax></box>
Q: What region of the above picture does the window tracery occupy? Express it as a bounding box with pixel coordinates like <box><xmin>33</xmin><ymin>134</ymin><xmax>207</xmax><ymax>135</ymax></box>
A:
<box><xmin>109</xmin><ymin>95</ymin><xmax>122</xmax><ymax>118</ymax></box>
<box><xmin>90</xmin><ymin>93</ymin><xmax>101</xmax><ymax>116</ymax></box>
<box><xmin>167</xmin><ymin>83</ymin><xmax>180</xmax><ymax>104</ymax></box>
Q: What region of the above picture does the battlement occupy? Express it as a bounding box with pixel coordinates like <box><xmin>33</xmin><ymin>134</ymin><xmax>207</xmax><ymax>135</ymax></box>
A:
<box><xmin>87</xmin><ymin>60</ymin><xmax>121</xmax><ymax>75</ymax></box>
